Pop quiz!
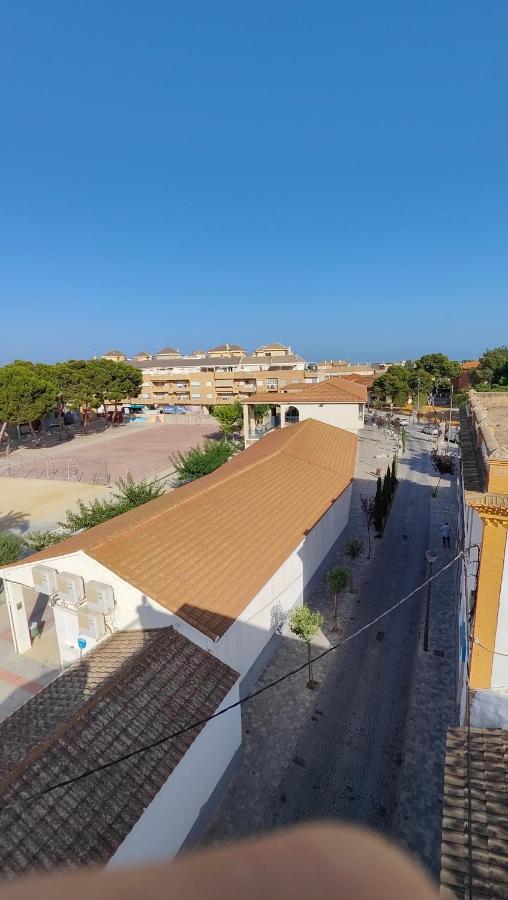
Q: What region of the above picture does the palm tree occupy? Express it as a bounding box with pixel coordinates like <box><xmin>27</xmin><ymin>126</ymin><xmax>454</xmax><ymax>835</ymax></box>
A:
<box><xmin>327</xmin><ymin>566</ymin><xmax>348</xmax><ymax>633</ymax></box>
<box><xmin>345</xmin><ymin>539</ymin><xmax>363</xmax><ymax>591</ymax></box>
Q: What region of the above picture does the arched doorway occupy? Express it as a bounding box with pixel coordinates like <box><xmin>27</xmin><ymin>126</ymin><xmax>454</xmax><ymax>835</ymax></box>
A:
<box><xmin>285</xmin><ymin>406</ymin><xmax>300</xmax><ymax>424</ymax></box>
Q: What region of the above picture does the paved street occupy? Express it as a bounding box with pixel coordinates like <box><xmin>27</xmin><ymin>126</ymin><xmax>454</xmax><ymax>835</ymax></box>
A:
<box><xmin>204</xmin><ymin>424</ymin><xmax>458</xmax><ymax>878</ymax></box>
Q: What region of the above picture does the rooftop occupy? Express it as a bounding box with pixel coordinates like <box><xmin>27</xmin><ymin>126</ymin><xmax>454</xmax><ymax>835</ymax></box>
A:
<box><xmin>208</xmin><ymin>343</ymin><xmax>245</xmax><ymax>353</ymax></box>
<box><xmin>440</xmin><ymin>727</ymin><xmax>508</xmax><ymax>899</ymax></box>
<box><xmin>0</xmin><ymin>628</ymin><xmax>237</xmax><ymax>880</ymax></box>
<box><xmin>5</xmin><ymin>419</ymin><xmax>357</xmax><ymax>640</ymax></box>
<box><xmin>469</xmin><ymin>391</ymin><xmax>508</xmax><ymax>459</ymax></box>
<box><xmin>246</xmin><ymin>378</ymin><xmax>368</xmax><ymax>405</ymax></box>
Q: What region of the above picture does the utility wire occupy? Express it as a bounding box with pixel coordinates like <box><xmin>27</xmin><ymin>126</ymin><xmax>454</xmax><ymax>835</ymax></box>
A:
<box><xmin>6</xmin><ymin>552</ymin><xmax>463</xmax><ymax>805</ymax></box>
<box><xmin>473</xmin><ymin>638</ymin><xmax>508</xmax><ymax>657</ymax></box>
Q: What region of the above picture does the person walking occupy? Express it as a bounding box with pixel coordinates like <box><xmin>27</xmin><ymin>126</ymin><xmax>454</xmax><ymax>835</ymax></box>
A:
<box><xmin>440</xmin><ymin>522</ymin><xmax>451</xmax><ymax>548</ymax></box>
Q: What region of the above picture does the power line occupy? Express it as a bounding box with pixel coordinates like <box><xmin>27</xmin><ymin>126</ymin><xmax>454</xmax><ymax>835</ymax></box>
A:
<box><xmin>6</xmin><ymin>552</ymin><xmax>463</xmax><ymax>806</ymax></box>
<box><xmin>473</xmin><ymin>638</ymin><xmax>508</xmax><ymax>657</ymax></box>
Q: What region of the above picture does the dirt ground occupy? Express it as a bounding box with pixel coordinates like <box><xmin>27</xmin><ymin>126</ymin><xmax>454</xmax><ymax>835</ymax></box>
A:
<box><xmin>0</xmin><ymin>421</ymin><xmax>219</xmax><ymax>531</ymax></box>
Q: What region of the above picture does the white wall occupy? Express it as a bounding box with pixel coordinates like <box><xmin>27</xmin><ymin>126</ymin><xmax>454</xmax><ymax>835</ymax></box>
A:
<box><xmin>108</xmin><ymin>681</ymin><xmax>242</xmax><ymax>867</ymax></box>
<box><xmin>491</xmin><ymin>534</ymin><xmax>508</xmax><ymax>688</ymax></box>
<box><xmin>288</xmin><ymin>403</ymin><xmax>363</xmax><ymax>434</ymax></box>
<box><xmin>208</xmin><ymin>484</ymin><xmax>352</xmax><ymax>678</ymax></box>
<box><xmin>0</xmin><ymin>484</ymin><xmax>352</xmax><ymax>681</ymax></box>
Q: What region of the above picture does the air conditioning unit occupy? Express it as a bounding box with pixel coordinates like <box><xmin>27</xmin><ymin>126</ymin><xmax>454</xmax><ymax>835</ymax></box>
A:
<box><xmin>77</xmin><ymin>609</ymin><xmax>106</xmax><ymax>641</ymax></box>
<box><xmin>32</xmin><ymin>565</ymin><xmax>58</xmax><ymax>595</ymax></box>
<box><xmin>85</xmin><ymin>580</ymin><xmax>115</xmax><ymax>615</ymax></box>
<box><xmin>56</xmin><ymin>572</ymin><xmax>85</xmax><ymax>606</ymax></box>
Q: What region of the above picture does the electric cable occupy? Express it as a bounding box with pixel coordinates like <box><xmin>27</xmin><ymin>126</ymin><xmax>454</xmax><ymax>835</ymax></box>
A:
<box><xmin>3</xmin><ymin>552</ymin><xmax>463</xmax><ymax>805</ymax></box>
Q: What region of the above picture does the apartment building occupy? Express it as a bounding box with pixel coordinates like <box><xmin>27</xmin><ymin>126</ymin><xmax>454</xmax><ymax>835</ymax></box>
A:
<box><xmin>102</xmin><ymin>343</ymin><xmax>312</xmax><ymax>407</ymax></box>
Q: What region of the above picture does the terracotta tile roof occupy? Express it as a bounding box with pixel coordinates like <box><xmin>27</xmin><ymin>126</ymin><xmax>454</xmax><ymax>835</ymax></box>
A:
<box><xmin>5</xmin><ymin>420</ymin><xmax>357</xmax><ymax>640</ymax></box>
<box><xmin>247</xmin><ymin>378</ymin><xmax>368</xmax><ymax>405</ymax></box>
<box><xmin>461</xmin><ymin>361</ymin><xmax>480</xmax><ymax>370</ymax></box>
<box><xmin>440</xmin><ymin>727</ymin><xmax>508</xmax><ymax>899</ymax></box>
<box><xmin>0</xmin><ymin>628</ymin><xmax>238</xmax><ymax>880</ymax></box>
<box><xmin>337</xmin><ymin>373</ymin><xmax>377</xmax><ymax>387</ymax></box>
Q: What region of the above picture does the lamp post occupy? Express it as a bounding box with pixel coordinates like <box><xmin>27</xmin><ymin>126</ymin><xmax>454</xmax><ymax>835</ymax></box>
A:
<box><xmin>423</xmin><ymin>549</ymin><xmax>438</xmax><ymax>652</ymax></box>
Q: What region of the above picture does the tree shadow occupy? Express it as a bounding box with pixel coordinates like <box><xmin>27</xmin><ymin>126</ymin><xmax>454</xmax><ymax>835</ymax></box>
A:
<box><xmin>0</xmin><ymin>509</ymin><xmax>30</xmax><ymax>533</ymax></box>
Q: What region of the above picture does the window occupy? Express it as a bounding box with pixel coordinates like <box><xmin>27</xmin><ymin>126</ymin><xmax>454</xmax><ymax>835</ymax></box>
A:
<box><xmin>191</xmin><ymin>393</ymin><xmax>201</xmax><ymax>399</ymax></box>
<box><xmin>206</xmin><ymin>381</ymin><xmax>212</xmax><ymax>386</ymax></box>
<box><xmin>206</xmin><ymin>393</ymin><xmax>213</xmax><ymax>399</ymax></box>
<box><xmin>191</xmin><ymin>381</ymin><xmax>200</xmax><ymax>387</ymax></box>
<box><xmin>142</xmin><ymin>394</ymin><xmax>150</xmax><ymax>399</ymax></box>
<box><xmin>267</xmin><ymin>378</ymin><xmax>278</xmax><ymax>390</ymax></box>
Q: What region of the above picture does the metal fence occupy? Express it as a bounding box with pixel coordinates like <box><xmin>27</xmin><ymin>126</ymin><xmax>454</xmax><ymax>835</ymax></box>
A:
<box><xmin>0</xmin><ymin>456</ymin><xmax>116</xmax><ymax>485</ymax></box>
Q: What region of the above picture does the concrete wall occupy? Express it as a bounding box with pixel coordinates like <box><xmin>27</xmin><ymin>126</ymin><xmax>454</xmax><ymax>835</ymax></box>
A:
<box><xmin>287</xmin><ymin>403</ymin><xmax>363</xmax><ymax>434</ymax></box>
<box><xmin>108</xmin><ymin>681</ymin><xmax>242</xmax><ymax>867</ymax></box>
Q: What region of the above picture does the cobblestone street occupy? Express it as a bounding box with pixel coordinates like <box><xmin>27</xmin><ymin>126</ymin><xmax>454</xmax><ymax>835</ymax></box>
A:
<box><xmin>203</xmin><ymin>424</ymin><xmax>459</xmax><ymax>880</ymax></box>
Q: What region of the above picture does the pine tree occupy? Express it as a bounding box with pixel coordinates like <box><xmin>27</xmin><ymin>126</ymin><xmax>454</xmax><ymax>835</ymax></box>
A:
<box><xmin>391</xmin><ymin>454</ymin><xmax>398</xmax><ymax>487</ymax></box>
<box><xmin>374</xmin><ymin>476</ymin><xmax>384</xmax><ymax>532</ymax></box>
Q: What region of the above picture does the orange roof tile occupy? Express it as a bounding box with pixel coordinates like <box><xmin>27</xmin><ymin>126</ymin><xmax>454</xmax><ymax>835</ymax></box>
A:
<box><xmin>247</xmin><ymin>378</ymin><xmax>368</xmax><ymax>404</ymax></box>
<box><xmin>8</xmin><ymin>420</ymin><xmax>357</xmax><ymax>640</ymax></box>
<box><xmin>337</xmin><ymin>373</ymin><xmax>377</xmax><ymax>387</ymax></box>
<box><xmin>461</xmin><ymin>360</ymin><xmax>480</xmax><ymax>370</ymax></box>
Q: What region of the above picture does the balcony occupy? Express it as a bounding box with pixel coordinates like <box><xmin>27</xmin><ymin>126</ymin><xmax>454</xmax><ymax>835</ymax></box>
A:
<box><xmin>237</xmin><ymin>384</ymin><xmax>256</xmax><ymax>393</ymax></box>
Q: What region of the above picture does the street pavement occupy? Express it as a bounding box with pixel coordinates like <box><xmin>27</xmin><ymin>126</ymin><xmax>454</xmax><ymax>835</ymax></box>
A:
<box><xmin>204</xmin><ymin>424</ymin><xmax>458</xmax><ymax>877</ymax></box>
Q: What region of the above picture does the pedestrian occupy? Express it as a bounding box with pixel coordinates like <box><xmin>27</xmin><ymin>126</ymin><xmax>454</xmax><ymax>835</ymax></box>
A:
<box><xmin>440</xmin><ymin>522</ymin><xmax>451</xmax><ymax>548</ymax></box>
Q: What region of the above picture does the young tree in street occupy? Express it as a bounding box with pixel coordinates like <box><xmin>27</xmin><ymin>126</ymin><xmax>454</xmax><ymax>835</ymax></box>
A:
<box><xmin>288</xmin><ymin>605</ymin><xmax>324</xmax><ymax>690</ymax></box>
<box><xmin>171</xmin><ymin>440</ymin><xmax>237</xmax><ymax>482</ymax></box>
<box><xmin>212</xmin><ymin>402</ymin><xmax>243</xmax><ymax>440</ymax></box>
<box><xmin>401</xmin><ymin>427</ymin><xmax>407</xmax><ymax>452</ymax></box>
<box><xmin>345</xmin><ymin>540</ymin><xmax>363</xmax><ymax>592</ymax></box>
<box><xmin>373</xmin><ymin>477</ymin><xmax>384</xmax><ymax>533</ymax></box>
<box><xmin>327</xmin><ymin>565</ymin><xmax>349</xmax><ymax>632</ymax></box>
<box><xmin>360</xmin><ymin>495</ymin><xmax>375</xmax><ymax>558</ymax></box>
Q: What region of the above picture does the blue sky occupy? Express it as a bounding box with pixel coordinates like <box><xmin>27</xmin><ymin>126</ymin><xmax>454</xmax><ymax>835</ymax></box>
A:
<box><xmin>1</xmin><ymin>1</ymin><xmax>507</xmax><ymax>363</ymax></box>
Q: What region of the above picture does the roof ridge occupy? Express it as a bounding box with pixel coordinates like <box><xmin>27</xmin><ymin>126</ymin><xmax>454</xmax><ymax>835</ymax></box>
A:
<box><xmin>0</xmin><ymin>629</ymin><xmax>170</xmax><ymax>794</ymax></box>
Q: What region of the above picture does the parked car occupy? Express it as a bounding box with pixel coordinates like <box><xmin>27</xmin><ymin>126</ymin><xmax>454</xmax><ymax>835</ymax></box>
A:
<box><xmin>422</xmin><ymin>424</ymin><xmax>439</xmax><ymax>435</ymax></box>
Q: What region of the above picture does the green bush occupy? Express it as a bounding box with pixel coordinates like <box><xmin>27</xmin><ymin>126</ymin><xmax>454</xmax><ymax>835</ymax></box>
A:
<box><xmin>0</xmin><ymin>532</ymin><xmax>24</xmax><ymax>565</ymax></box>
<box><xmin>171</xmin><ymin>440</ymin><xmax>238</xmax><ymax>483</ymax></box>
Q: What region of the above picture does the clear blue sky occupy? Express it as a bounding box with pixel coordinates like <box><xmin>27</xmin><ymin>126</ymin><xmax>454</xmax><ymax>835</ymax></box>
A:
<box><xmin>1</xmin><ymin>1</ymin><xmax>507</xmax><ymax>364</ymax></box>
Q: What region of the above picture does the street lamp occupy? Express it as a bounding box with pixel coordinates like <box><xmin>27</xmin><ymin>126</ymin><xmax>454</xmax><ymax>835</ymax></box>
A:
<box><xmin>423</xmin><ymin>549</ymin><xmax>438</xmax><ymax>652</ymax></box>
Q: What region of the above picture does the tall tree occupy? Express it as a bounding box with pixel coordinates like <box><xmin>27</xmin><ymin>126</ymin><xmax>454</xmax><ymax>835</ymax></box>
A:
<box><xmin>472</xmin><ymin>346</ymin><xmax>508</xmax><ymax>388</ymax></box>
<box><xmin>0</xmin><ymin>363</ymin><xmax>57</xmax><ymax>447</ymax></box>
<box><xmin>212</xmin><ymin>402</ymin><xmax>243</xmax><ymax>440</ymax></box>
<box><xmin>371</xmin><ymin>366</ymin><xmax>410</xmax><ymax>407</ymax></box>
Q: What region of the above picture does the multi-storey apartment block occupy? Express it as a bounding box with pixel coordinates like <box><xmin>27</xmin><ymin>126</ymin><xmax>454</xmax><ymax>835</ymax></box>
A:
<box><xmin>103</xmin><ymin>343</ymin><xmax>314</xmax><ymax>407</ymax></box>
